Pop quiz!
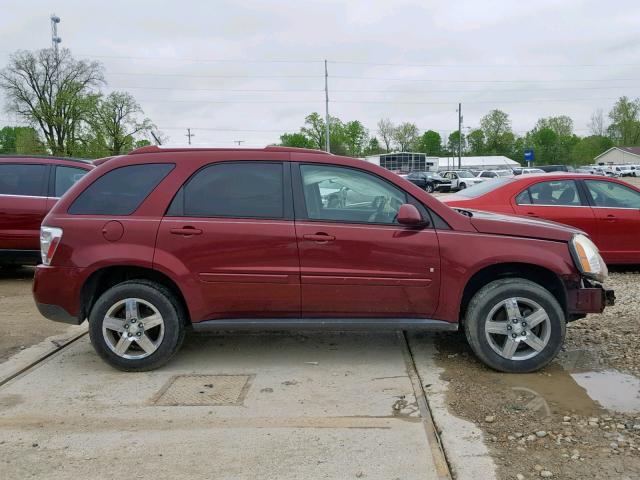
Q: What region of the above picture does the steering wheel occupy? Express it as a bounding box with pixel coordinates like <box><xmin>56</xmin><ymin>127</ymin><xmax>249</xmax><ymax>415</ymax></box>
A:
<box><xmin>368</xmin><ymin>196</ymin><xmax>387</xmax><ymax>222</ymax></box>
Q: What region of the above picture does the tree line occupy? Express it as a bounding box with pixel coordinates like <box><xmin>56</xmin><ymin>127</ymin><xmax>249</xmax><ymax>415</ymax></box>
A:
<box><xmin>280</xmin><ymin>97</ymin><xmax>640</xmax><ymax>165</ymax></box>
<box><xmin>0</xmin><ymin>48</ymin><xmax>155</xmax><ymax>158</ymax></box>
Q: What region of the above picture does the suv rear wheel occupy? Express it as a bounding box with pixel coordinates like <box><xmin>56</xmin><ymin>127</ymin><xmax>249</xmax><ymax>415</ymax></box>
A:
<box><xmin>464</xmin><ymin>278</ymin><xmax>565</xmax><ymax>373</ymax></box>
<box><xmin>88</xmin><ymin>280</ymin><xmax>185</xmax><ymax>371</ymax></box>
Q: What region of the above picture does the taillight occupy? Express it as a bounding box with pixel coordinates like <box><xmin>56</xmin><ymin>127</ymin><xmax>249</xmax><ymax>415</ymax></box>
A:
<box><xmin>40</xmin><ymin>226</ymin><xmax>63</xmax><ymax>265</ymax></box>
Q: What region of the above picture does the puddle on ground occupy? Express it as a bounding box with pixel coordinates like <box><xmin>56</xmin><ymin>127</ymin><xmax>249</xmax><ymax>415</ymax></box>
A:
<box><xmin>499</xmin><ymin>357</ymin><xmax>640</xmax><ymax>418</ymax></box>
<box><xmin>571</xmin><ymin>370</ymin><xmax>640</xmax><ymax>414</ymax></box>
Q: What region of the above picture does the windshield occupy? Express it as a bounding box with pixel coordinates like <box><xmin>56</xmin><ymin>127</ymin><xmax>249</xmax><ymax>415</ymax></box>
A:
<box><xmin>454</xmin><ymin>177</ymin><xmax>514</xmax><ymax>198</ymax></box>
<box><xmin>495</xmin><ymin>170</ymin><xmax>512</xmax><ymax>177</ymax></box>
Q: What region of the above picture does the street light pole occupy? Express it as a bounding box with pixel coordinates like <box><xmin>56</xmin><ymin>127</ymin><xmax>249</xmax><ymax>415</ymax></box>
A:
<box><xmin>324</xmin><ymin>59</ymin><xmax>330</xmax><ymax>153</ymax></box>
<box><xmin>457</xmin><ymin>103</ymin><xmax>463</xmax><ymax>169</ymax></box>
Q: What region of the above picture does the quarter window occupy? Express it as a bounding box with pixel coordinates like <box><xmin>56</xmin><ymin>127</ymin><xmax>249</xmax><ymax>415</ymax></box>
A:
<box><xmin>527</xmin><ymin>180</ymin><xmax>582</xmax><ymax>206</ymax></box>
<box><xmin>515</xmin><ymin>190</ymin><xmax>532</xmax><ymax>205</ymax></box>
<box><xmin>0</xmin><ymin>163</ymin><xmax>48</xmax><ymax>196</ymax></box>
<box><xmin>68</xmin><ymin>163</ymin><xmax>174</xmax><ymax>215</ymax></box>
<box><xmin>171</xmin><ymin>162</ymin><xmax>284</xmax><ymax>218</ymax></box>
<box><xmin>299</xmin><ymin>164</ymin><xmax>406</xmax><ymax>224</ymax></box>
<box><xmin>54</xmin><ymin>166</ymin><xmax>88</xmax><ymax>197</ymax></box>
<box><xmin>585</xmin><ymin>180</ymin><xmax>640</xmax><ymax>208</ymax></box>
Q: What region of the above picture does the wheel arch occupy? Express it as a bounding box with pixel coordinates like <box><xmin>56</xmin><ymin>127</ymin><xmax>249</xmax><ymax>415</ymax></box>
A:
<box><xmin>80</xmin><ymin>266</ymin><xmax>191</xmax><ymax>325</ymax></box>
<box><xmin>459</xmin><ymin>262</ymin><xmax>567</xmax><ymax>325</ymax></box>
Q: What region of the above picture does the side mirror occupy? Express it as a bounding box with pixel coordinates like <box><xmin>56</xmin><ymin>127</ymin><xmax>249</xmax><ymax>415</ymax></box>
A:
<box><xmin>397</xmin><ymin>204</ymin><xmax>424</xmax><ymax>226</ymax></box>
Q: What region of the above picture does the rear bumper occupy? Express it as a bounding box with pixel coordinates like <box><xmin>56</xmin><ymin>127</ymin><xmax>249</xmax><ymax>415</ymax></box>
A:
<box><xmin>33</xmin><ymin>265</ymin><xmax>86</xmax><ymax>324</ymax></box>
<box><xmin>567</xmin><ymin>281</ymin><xmax>615</xmax><ymax>316</ymax></box>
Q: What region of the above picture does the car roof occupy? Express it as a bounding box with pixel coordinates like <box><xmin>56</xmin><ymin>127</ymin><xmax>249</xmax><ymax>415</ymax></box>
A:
<box><xmin>129</xmin><ymin>145</ymin><xmax>332</xmax><ymax>156</ymax></box>
<box><xmin>0</xmin><ymin>154</ymin><xmax>93</xmax><ymax>167</ymax></box>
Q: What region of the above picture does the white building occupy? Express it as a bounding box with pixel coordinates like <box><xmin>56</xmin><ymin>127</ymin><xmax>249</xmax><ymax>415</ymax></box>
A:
<box><xmin>594</xmin><ymin>147</ymin><xmax>640</xmax><ymax>165</ymax></box>
<box><xmin>363</xmin><ymin>153</ymin><xmax>519</xmax><ymax>172</ymax></box>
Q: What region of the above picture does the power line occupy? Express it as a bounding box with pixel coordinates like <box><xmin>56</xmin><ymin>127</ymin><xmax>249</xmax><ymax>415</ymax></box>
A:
<box><xmin>329</xmin><ymin>60</ymin><xmax>640</xmax><ymax>68</ymax></box>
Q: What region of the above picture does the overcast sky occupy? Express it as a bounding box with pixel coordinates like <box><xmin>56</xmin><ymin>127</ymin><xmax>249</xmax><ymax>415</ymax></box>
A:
<box><xmin>1</xmin><ymin>0</ymin><xmax>639</xmax><ymax>148</ymax></box>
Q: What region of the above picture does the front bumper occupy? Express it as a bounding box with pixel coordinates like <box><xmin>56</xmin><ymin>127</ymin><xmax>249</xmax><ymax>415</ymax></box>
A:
<box><xmin>567</xmin><ymin>280</ymin><xmax>615</xmax><ymax>317</ymax></box>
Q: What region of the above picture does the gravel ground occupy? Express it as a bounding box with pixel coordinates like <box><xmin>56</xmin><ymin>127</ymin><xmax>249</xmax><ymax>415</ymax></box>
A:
<box><xmin>434</xmin><ymin>270</ymin><xmax>640</xmax><ymax>480</ymax></box>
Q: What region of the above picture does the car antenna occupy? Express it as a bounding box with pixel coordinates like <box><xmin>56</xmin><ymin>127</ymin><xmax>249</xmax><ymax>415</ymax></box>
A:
<box><xmin>150</xmin><ymin>131</ymin><xmax>163</xmax><ymax>146</ymax></box>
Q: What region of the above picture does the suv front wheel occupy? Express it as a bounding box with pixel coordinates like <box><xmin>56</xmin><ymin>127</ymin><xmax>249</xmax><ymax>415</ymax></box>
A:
<box><xmin>88</xmin><ymin>280</ymin><xmax>186</xmax><ymax>371</ymax></box>
<box><xmin>464</xmin><ymin>278</ymin><xmax>565</xmax><ymax>373</ymax></box>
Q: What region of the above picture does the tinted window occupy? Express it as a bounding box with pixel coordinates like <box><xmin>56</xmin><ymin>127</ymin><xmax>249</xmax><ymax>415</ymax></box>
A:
<box><xmin>0</xmin><ymin>163</ymin><xmax>48</xmax><ymax>196</ymax></box>
<box><xmin>300</xmin><ymin>164</ymin><xmax>406</xmax><ymax>224</ymax></box>
<box><xmin>69</xmin><ymin>163</ymin><xmax>174</xmax><ymax>215</ymax></box>
<box><xmin>515</xmin><ymin>190</ymin><xmax>532</xmax><ymax>205</ymax></box>
<box><xmin>54</xmin><ymin>166</ymin><xmax>88</xmax><ymax>197</ymax></box>
<box><xmin>175</xmin><ymin>162</ymin><xmax>284</xmax><ymax>218</ymax></box>
<box><xmin>585</xmin><ymin>180</ymin><xmax>640</xmax><ymax>208</ymax></box>
<box><xmin>529</xmin><ymin>180</ymin><xmax>581</xmax><ymax>206</ymax></box>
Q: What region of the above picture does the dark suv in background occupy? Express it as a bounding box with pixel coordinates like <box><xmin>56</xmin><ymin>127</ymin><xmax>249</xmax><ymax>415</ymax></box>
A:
<box><xmin>0</xmin><ymin>156</ymin><xmax>93</xmax><ymax>267</ymax></box>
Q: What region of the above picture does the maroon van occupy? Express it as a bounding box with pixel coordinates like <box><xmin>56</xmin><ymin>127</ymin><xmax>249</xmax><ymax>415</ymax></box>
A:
<box><xmin>0</xmin><ymin>156</ymin><xmax>93</xmax><ymax>267</ymax></box>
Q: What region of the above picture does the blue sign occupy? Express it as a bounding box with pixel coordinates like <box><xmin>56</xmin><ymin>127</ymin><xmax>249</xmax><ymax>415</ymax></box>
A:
<box><xmin>524</xmin><ymin>148</ymin><xmax>534</xmax><ymax>166</ymax></box>
<box><xmin>524</xmin><ymin>149</ymin><xmax>534</xmax><ymax>161</ymax></box>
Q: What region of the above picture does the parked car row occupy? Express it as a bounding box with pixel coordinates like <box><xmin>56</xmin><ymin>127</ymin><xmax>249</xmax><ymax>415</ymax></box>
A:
<box><xmin>0</xmin><ymin>156</ymin><xmax>93</xmax><ymax>266</ymax></box>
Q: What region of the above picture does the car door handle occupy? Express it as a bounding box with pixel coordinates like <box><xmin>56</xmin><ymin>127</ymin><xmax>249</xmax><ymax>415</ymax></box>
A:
<box><xmin>303</xmin><ymin>233</ymin><xmax>336</xmax><ymax>242</ymax></box>
<box><xmin>526</xmin><ymin>212</ymin><xmax>538</xmax><ymax>217</ymax></box>
<box><xmin>605</xmin><ymin>214</ymin><xmax>617</xmax><ymax>222</ymax></box>
<box><xmin>170</xmin><ymin>227</ymin><xmax>203</xmax><ymax>236</ymax></box>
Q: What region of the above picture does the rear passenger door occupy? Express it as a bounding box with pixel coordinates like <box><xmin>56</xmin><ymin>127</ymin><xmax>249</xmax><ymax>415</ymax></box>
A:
<box><xmin>155</xmin><ymin>161</ymin><xmax>300</xmax><ymax>321</ymax></box>
<box><xmin>0</xmin><ymin>163</ymin><xmax>49</xmax><ymax>251</ymax></box>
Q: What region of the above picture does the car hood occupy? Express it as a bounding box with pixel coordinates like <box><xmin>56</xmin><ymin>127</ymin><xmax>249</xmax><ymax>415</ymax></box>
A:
<box><xmin>460</xmin><ymin>209</ymin><xmax>582</xmax><ymax>242</ymax></box>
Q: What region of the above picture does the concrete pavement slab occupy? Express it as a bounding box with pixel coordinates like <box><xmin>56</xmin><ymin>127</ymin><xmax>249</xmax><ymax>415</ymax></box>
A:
<box><xmin>0</xmin><ymin>331</ymin><xmax>446</xmax><ymax>479</ymax></box>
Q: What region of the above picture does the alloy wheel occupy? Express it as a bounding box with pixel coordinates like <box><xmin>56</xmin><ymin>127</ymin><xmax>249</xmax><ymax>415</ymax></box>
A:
<box><xmin>102</xmin><ymin>298</ymin><xmax>165</xmax><ymax>360</ymax></box>
<box><xmin>484</xmin><ymin>297</ymin><xmax>551</xmax><ymax>361</ymax></box>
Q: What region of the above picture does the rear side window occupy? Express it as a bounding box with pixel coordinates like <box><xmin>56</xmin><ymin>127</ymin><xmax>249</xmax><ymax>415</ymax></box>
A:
<box><xmin>0</xmin><ymin>163</ymin><xmax>48</xmax><ymax>196</ymax></box>
<box><xmin>54</xmin><ymin>166</ymin><xmax>88</xmax><ymax>197</ymax></box>
<box><xmin>68</xmin><ymin>163</ymin><xmax>174</xmax><ymax>215</ymax></box>
<box><xmin>528</xmin><ymin>180</ymin><xmax>581</xmax><ymax>206</ymax></box>
<box><xmin>169</xmin><ymin>162</ymin><xmax>284</xmax><ymax>218</ymax></box>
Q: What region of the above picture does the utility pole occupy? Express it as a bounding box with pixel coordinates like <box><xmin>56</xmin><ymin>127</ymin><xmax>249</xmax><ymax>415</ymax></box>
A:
<box><xmin>234</xmin><ymin>140</ymin><xmax>244</xmax><ymax>146</ymax></box>
<box><xmin>185</xmin><ymin>128</ymin><xmax>195</xmax><ymax>145</ymax></box>
<box><xmin>457</xmin><ymin>103</ymin><xmax>463</xmax><ymax>169</ymax></box>
<box><xmin>324</xmin><ymin>59</ymin><xmax>330</xmax><ymax>153</ymax></box>
<box><xmin>50</xmin><ymin>14</ymin><xmax>61</xmax><ymax>55</ymax></box>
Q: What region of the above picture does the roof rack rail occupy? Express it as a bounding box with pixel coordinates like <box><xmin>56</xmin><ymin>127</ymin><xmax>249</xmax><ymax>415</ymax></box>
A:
<box><xmin>0</xmin><ymin>154</ymin><xmax>93</xmax><ymax>164</ymax></box>
<box><xmin>129</xmin><ymin>145</ymin><xmax>331</xmax><ymax>155</ymax></box>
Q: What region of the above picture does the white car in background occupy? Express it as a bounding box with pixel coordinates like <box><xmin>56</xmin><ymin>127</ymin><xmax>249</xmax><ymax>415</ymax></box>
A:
<box><xmin>476</xmin><ymin>169</ymin><xmax>515</xmax><ymax>179</ymax></box>
<box><xmin>439</xmin><ymin>170</ymin><xmax>486</xmax><ymax>191</ymax></box>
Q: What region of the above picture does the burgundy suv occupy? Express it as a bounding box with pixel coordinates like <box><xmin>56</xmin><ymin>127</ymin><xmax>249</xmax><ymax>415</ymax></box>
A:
<box><xmin>0</xmin><ymin>156</ymin><xmax>93</xmax><ymax>267</ymax></box>
<box><xmin>33</xmin><ymin>146</ymin><xmax>613</xmax><ymax>373</ymax></box>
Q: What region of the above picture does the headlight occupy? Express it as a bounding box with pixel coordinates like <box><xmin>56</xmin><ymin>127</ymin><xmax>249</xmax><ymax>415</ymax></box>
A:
<box><xmin>570</xmin><ymin>234</ymin><xmax>608</xmax><ymax>282</ymax></box>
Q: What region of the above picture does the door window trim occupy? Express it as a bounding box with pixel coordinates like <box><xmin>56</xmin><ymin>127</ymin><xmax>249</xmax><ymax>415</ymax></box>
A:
<box><xmin>514</xmin><ymin>179</ymin><xmax>590</xmax><ymax>207</ymax></box>
<box><xmin>291</xmin><ymin>162</ymin><xmax>445</xmax><ymax>229</ymax></box>
<box><xmin>165</xmin><ymin>160</ymin><xmax>294</xmax><ymax>220</ymax></box>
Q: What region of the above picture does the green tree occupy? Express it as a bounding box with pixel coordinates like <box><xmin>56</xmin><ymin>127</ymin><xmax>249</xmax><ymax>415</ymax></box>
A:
<box><xmin>479</xmin><ymin>109</ymin><xmax>515</xmax><ymax>156</ymax></box>
<box><xmin>279</xmin><ymin>132</ymin><xmax>315</xmax><ymax>149</ymax></box>
<box><xmin>0</xmin><ymin>126</ymin><xmax>46</xmax><ymax>154</ymax></box>
<box><xmin>447</xmin><ymin>131</ymin><xmax>465</xmax><ymax>155</ymax></box>
<box><xmin>571</xmin><ymin>135</ymin><xmax>614</xmax><ymax>165</ymax></box>
<box><xmin>363</xmin><ymin>137</ymin><xmax>384</xmax><ymax>156</ymax></box>
<box><xmin>417</xmin><ymin>130</ymin><xmax>442</xmax><ymax>155</ymax></box>
<box><xmin>466</xmin><ymin>129</ymin><xmax>485</xmax><ymax>155</ymax></box>
<box><xmin>534</xmin><ymin>115</ymin><xmax>574</xmax><ymax>138</ymax></box>
<box><xmin>342</xmin><ymin>120</ymin><xmax>369</xmax><ymax>157</ymax></box>
<box><xmin>90</xmin><ymin>91</ymin><xmax>154</xmax><ymax>155</ymax></box>
<box><xmin>392</xmin><ymin>122</ymin><xmax>419</xmax><ymax>151</ymax></box>
<box><xmin>607</xmin><ymin>96</ymin><xmax>640</xmax><ymax>146</ymax></box>
<box><xmin>0</xmin><ymin>48</ymin><xmax>105</xmax><ymax>155</ymax></box>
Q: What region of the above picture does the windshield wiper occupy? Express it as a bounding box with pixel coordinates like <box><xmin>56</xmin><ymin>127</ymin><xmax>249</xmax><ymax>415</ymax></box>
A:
<box><xmin>454</xmin><ymin>208</ymin><xmax>474</xmax><ymax>218</ymax></box>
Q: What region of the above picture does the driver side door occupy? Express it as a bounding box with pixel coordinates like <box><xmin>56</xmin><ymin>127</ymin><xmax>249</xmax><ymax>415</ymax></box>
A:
<box><xmin>292</xmin><ymin>162</ymin><xmax>440</xmax><ymax>318</ymax></box>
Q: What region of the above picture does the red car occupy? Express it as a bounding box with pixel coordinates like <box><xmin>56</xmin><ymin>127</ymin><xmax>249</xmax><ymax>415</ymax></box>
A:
<box><xmin>441</xmin><ymin>173</ymin><xmax>640</xmax><ymax>264</ymax></box>
<box><xmin>33</xmin><ymin>146</ymin><xmax>613</xmax><ymax>373</ymax></box>
<box><xmin>0</xmin><ymin>156</ymin><xmax>93</xmax><ymax>267</ymax></box>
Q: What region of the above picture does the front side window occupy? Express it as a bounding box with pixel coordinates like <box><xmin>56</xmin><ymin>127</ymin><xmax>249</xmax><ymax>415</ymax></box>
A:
<box><xmin>528</xmin><ymin>180</ymin><xmax>582</xmax><ymax>206</ymax></box>
<box><xmin>300</xmin><ymin>164</ymin><xmax>406</xmax><ymax>224</ymax></box>
<box><xmin>54</xmin><ymin>166</ymin><xmax>89</xmax><ymax>197</ymax></box>
<box><xmin>68</xmin><ymin>163</ymin><xmax>174</xmax><ymax>215</ymax></box>
<box><xmin>172</xmin><ymin>162</ymin><xmax>284</xmax><ymax>218</ymax></box>
<box><xmin>585</xmin><ymin>180</ymin><xmax>640</xmax><ymax>208</ymax></box>
<box><xmin>0</xmin><ymin>163</ymin><xmax>48</xmax><ymax>197</ymax></box>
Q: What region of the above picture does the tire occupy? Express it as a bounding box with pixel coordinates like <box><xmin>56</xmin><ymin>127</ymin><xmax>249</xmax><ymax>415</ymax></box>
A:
<box><xmin>88</xmin><ymin>280</ymin><xmax>186</xmax><ymax>371</ymax></box>
<box><xmin>459</xmin><ymin>183</ymin><xmax>466</xmax><ymax>190</ymax></box>
<box><xmin>424</xmin><ymin>183</ymin><xmax>435</xmax><ymax>193</ymax></box>
<box><xmin>464</xmin><ymin>278</ymin><xmax>565</xmax><ymax>373</ymax></box>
